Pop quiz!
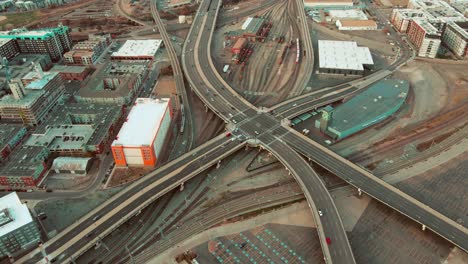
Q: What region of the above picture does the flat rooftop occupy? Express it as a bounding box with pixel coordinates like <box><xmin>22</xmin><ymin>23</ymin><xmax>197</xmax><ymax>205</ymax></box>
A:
<box><xmin>32</xmin><ymin>103</ymin><xmax>123</xmax><ymax>147</ymax></box>
<box><xmin>318</xmin><ymin>40</ymin><xmax>374</xmax><ymax>71</ymax></box>
<box><xmin>329</xmin><ymin>9</ymin><xmax>368</xmax><ymax>20</ymax></box>
<box><xmin>304</xmin><ymin>0</ymin><xmax>353</xmax><ymax>5</ymax></box>
<box><xmin>111</xmin><ymin>39</ymin><xmax>162</xmax><ymax>58</ymax></box>
<box><xmin>113</xmin><ymin>98</ymin><xmax>170</xmax><ymax>147</ymax></box>
<box><xmin>450</xmin><ymin>21</ymin><xmax>468</xmax><ymax>39</ymax></box>
<box><xmin>338</xmin><ymin>19</ymin><xmax>377</xmax><ymax>27</ymax></box>
<box><xmin>50</xmin><ymin>65</ymin><xmax>88</xmax><ymax>74</ymax></box>
<box><xmin>0</xmin><ymin>192</ymin><xmax>33</xmax><ymax>237</ymax></box>
<box><xmin>328</xmin><ymin>79</ymin><xmax>409</xmax><ymax>133</ymax></box>
<box><xmin>0</xmin><ymin>124</ymin><xmax>25</xmax><ymax>150</ymax></box>
<box><xmin>412</xmin><ymin>18</ymin><xmax>441</xmax><ymax>36</ymax></box>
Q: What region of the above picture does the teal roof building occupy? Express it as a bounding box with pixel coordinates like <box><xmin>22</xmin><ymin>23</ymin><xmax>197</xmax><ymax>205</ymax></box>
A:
<box><xmin>316</xmin><ymin>79</ymin><xmax>409</xmax><ymax>140</ymax></box>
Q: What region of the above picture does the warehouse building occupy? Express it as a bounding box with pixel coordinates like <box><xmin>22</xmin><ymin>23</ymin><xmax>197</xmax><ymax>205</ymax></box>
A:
<box><xmin>25</xmin><ymin>103</ymin><xmax>125</xmax><ymax>155</ymax></box>
<box><xmin>241</xmin><ymin>17</ymin><xmax>266</xmax><ymax>39</ymax></box>
<box><xmin>336</xmin><ymin>20</ymin><xmax>378</xmax><ymax>30</ymax></box>
<box><xmin>231</xmin><ymin>38</ymin><xmax>247</xmax><ymax>54</ymax></box>
<box><xmin>0</xmin><ymin>192</ymin><xmax>40</xmax><ymax>257</ymax></box>
<box><xmin>51</xmin><ymin>157</ymin><xmax>92</xmax><ymax>175</ymax></box>
<box><xmin>442</xmin><ymin>21</ymin><xmax>468</xmax><ymax>58</ymax></box>
<box><xmin>112</xmin><ymin>98</ymin><xmax>172</xmax><ymax>167</ymax></box>
<box><xmin>0</xmin><ymin>70</ymin><xmax>65</xmax><ymax>126</ymax></box>
<box><xmin>328</xmin><ymin>9</ymin><xmax>368</xmax><ymax>21</ymax></box>
<box><xmin>315</xmin><ymin>79</ymin><xmax>409</xmax><ymax>140</ymax></box>
<box><xmin>407</xmin><ymin>18</ymin><xmax>442</xmax><ymax>58</ymax></box>
<box><xmin>318</xmin><ymin>40</ymin><xmax>374</xmax><ymax>75</ymax></box>
<box><xmin>0</xmin><ymin>125</ymin><xmax>27</xmax><ymax>162</ymax></box>
<box><xmin>111</xmin><ymin>40</ymin><xmax>162</xmax><ymax>61</ymax></box>
<box><xmin>304</xmin><ymin>0</ymin><xmax>353</xmax><ymax>8</ymax></box>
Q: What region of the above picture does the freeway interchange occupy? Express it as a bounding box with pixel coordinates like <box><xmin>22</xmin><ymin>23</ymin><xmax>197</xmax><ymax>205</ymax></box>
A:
<box><xmin>18</xmin><ymin>0</ymin><xmax>467</xmax><ymax>263</ymax></box>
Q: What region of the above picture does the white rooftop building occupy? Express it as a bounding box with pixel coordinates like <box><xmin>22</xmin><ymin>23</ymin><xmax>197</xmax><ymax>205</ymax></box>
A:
<box><xmin>111</xmin><ymin>39</ymin><xmax>162</xmax><ymax>61</ymax></box>
<box><xmin>0</xmin><ymin>192</ymin><xmax>40</xmax><ymax>257</ymax></box>
<box><xmin>328</xmin><ymin>9</ymin><xmax>368</xmax><ymax>21</ymax></box>
<box><xmin>111</xmin><ymin>98</ymin><xmax>173</xmax><ymax>167</ymax></box>
<box><xmin>318</xmin><ymin>40</ymin><xmax>374</xmax><ymax>75</ymax></box>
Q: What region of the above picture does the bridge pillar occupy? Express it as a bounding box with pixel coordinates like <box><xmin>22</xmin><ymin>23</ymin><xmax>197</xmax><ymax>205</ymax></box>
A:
<box><xmin>245</xmin><ymin>145</ymin><xmax>249</xmax><ymax>151</ymax></box>
<box><xmin>358</xmin><ymin>188</ymin><xmax>362</xmax><ymax>196</ymax></box>
<box><xmin>180</xmin><ymin>183</ymin><xmax>184</xmax><ymax>191</ymax></box>
<box><xmin>205</xmin><ymin>105</ymin><xmax>208</xmax><ymax>112</ymax></box>
<box><xmin>216</xmin><ymin>160</ymin><xmax>221</xmax><ymax>169</ymax></box>
<box><xmin>281</xmin><ymin>118</ymin><xmax>291</xmax><ymax>127</ymax></box>
<box><xmin>422</xmin><ymin>224</ymin><xmax>426</xmax><ymax>231</ymax></box>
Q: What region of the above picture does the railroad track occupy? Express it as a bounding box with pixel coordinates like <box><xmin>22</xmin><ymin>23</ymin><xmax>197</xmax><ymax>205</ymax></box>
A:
<box><xmin>129</xmin><ymin>184</ymin><xmax>305</xmax><ymax>263</ymax></box>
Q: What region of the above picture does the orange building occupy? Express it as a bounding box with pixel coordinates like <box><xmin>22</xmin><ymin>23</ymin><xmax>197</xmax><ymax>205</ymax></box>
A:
<box><xmin>111</xmin><ymin>98</ymin><xmax>172</xmax><ymax>167</ymax></box>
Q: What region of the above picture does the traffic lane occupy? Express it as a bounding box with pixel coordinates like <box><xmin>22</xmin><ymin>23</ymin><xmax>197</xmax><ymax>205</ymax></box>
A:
<box><xmin>281</xmin><ymin>131</ymin><xmax>468</xmax><ymax>251</ymax></box>
<box><xmin>50</xmin><ymin>139</ymin><xmax>244</xmax><ymax>261</ymax></box>
<box><xmin>42</xmin><ymin>135</ymin><xmax>232</xmax><ymax>253</ymax></box>
<box><xmin>261</xmin><ymin>136</ymin><xmax>355</xmax><ymax>264</ymax></box>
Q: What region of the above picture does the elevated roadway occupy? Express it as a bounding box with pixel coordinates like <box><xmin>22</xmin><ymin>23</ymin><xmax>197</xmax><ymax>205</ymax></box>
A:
<box><xmin>182</xmin><ymin>0</ymin><xmax>354</xmax><ymax>263</ymax></box>
<box><xmin>151</xmin><ymin>0</ymin><xmax>195</xmax><ymax>151</ymax></box>
<box><xmin>17</xmin><ymin>135</ymin><xmax>244</xmax><ymax>263</ymax></box>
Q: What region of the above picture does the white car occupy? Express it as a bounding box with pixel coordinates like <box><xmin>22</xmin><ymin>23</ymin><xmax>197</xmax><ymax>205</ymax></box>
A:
<box><xmin>319</xmin><ymin>210</ymin><xmax>323</xmax><ymax>217</ymax></box>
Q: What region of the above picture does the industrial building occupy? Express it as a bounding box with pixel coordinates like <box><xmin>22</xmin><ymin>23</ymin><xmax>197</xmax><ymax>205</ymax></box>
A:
<box><xmin>49</xmin><ymin>65</ymin><xmax>91</xmax><ymax>81</ymax></box>
<box><xmin>0</xmin><ymin>24</ymin><xmax>72</xmax><ymax>61</ymax></box>
<box><xmin>0</xmin><ymin>145</ymin><xmax>49</xmax><ymax>187</ymax></box>
<box><xmin>111</xmin><ymin>40</ymin><xmax>162</xmax><ymax>61</ymax></box>
<box><xmin>25</xmin><ymin>103</ymin><xmax>125</xmax><ymax>155</ymax></box>
<box><xmin>328</xmin><ymin>9</ymin><xmax>368</xmax><ymax>21</ymax></box>
<box><xmin>318</xmin><ymin>40</ymin><xmax>374</xmax><ymax>75</ymax></box>
<box><xmin>0</xmin><ymin>69</ymin><xmax>65</xmax><ymax>125</ymax></box>
<box><xmin>0</xmin><ymin>124</ymin><xmax>27</xmax><ymax>162</ymax></box>
<box><xmin>231</xmin><ymin>38</ymin><xmax>247</xmax><ymax>54</ymax></box>
<box><xmin>241</xmin><ymin>17</ymin><xmax>268</xmax><ymax>40</ymax></box>
<box><xmin>75</xmin><ymin>61</ymin><xmax>155</xmax><ymax>105</ymax></box>
<box><xmin>112</xmin><ymin>98</ymin><xmax>172</xmax><ymax>167</ymax></box>
<box><xmin>304</xmin><ymin>0</ymin><xmax>353</xmax><ymax>8</ymax></box>
<box><xmin>407</xmin><ymin>18</ymin><xmax>442</xmax><ymax>58</ymax></box>
<box><xmin>51</xmin><ymin>157</ymin><xmax>92</xmax><ymax>175</ymax></box>
<box><xmin>336</xmin><ymin>20</ymin><xmax>378</xmax><ymax>30</ymax></box>
<box><xmin>0</xmin><ymin>192</ymin><xmax>40</xmax><ymax>257</ymax></box>
<box><xmin>442</xmin><ymin>21</ymin><xmax>468</xmax><ymax>58</ymax></box>
<box><xmin>64</xmin><ymin>34</ymin><xmax>110</xmax><ymax>65</ymax></box>
<box><xmin>315</xmin><ymin>79</ymin><xmax>409</xmax><ymax>140</ymax></box>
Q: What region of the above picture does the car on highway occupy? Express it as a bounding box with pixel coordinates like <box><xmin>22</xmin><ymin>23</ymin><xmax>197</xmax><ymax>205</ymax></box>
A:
<box><xmin>326</xmin><ymin>237</ymin><xmax>332</xmax><ymax>245</ymax></box>
<box><xmin>92</xmin><ymin>215</ymin><xmax>102</xmax><ymax>221</ymax></box>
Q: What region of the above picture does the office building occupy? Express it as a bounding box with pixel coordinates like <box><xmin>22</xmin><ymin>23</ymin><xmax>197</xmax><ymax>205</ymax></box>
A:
<box><xmin>407</xmin><ymin>18</ymin><xmax>442</xmax><ymax>58</ymax></box>
<box><xmin>318</xmin><ymin>40</ymin><xmax>374</xmax><ymax>75</ymax></box>
<box><xmin>0</xmin><ymin>145</ymin><xmax>49</xmax><ymax>187</ymax></box>
<box><xmin>442</xmin><ymin>21</ymin><xmax>468</xmax><ymax>58</ymax></box>
<box><xmin>49</xmin><ymin>65</ymin><xmax>91</xmax><ymax>81</ymax></box>
<box><xmin>112</xmin><ymin>98</ymin><xmax>172</xmax><ymax>167</ymax></box>
<box><xmin>25</xmin><ymin>103</ymin><xmax>125</xmax><ymax>155</ymax></box>
<box><xmin>0</xmin><ymin>24</ymin><xmax>71</xmax><ymax>62</ymax></box>
<box><xmin>0</xmin><ymin>39</ymin><xmax>19</xmax><ymax>60</ymax></box>
<box><xmin>0</xmin><ymin>70</ymin><xmax>65</xmax><ymax>125</ymax></box>
<box><xmin>75</xmin><ymin>61</ymin><xmax>156</xmax><ymax>105</ymax></box>
<box><xmin>0</xmin><ymin>192</ymin><xmax>40</xmax><ymax>257</ymax></box>
<box><xmin>0</xmin><ymin>124</ymin><xmax>27</xmax><ymax>162</ymax></box>
<box><xmin>391</xmin><ymin>9</ymin><xmax>430</xmax><ymax>33</ymax></box>
<box><xmin>64</xmin><ymin>35</ymin><xmax>110</xmax><ymax>65</ymax></box>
